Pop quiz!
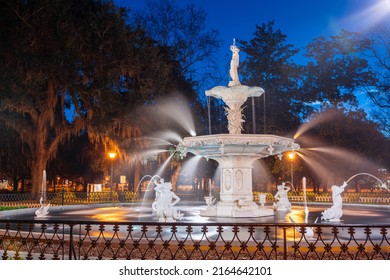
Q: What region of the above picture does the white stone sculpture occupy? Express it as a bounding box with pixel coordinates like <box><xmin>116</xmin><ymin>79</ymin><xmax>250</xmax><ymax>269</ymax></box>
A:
<box><xmin>321</xmin><ymin>181</ymin><xmax>347</xmax><ymax>221</ymax></box>
<box><xmin>228</xmin><ymin>40</ymin><xmax>241</xmax><ymax>87</ymax></box>
<box><xmin>200</xmin><ymin>196</ymin><xmax>217</xmax><ymax>216</ymax></box>
<box><xmin>274</xmin><ymin>182</ymin><xmax>291</xmax><ymax>212</ymax></box>
<box><xmin>35</xmin><ymin>197</ymin><xmax>50</xmax><ymax>217</ymax></box>
<box><xmin>176</xmin><ymin>43</ymin><xmax>299</xmax><ymax>218</ymax></box>
<box><xmin>152</xmin><ymin>179</ymin><xmax>183</xmax><ymax>222</ymax></box>
<box><xmin>35</xmin><ymin>170</ymin><xmax>50</xmax><ymax>218</ymax></box>
<box><xmin>259</xmin><ymin>193</ymin><xmax>267</xmax><ymax>208</ymax></box>
<box><xmin>226</xmin><ymin>105</ymin><xmax>245</xmax><ymax>134</ymax></box>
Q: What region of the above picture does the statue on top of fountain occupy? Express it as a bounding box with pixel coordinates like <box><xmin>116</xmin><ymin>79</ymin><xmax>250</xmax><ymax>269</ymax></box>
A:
<box><xmin>152</xmin><ymin>179</ymin><xmax>183</xmax><ymax>222</ymax></box>
<box><xmin>273</xmin><ymin>182</ymin><xmax>291</xmax><ymax>212</ymax></box>
<box><xmin>321</xmin><ymin>181</ymin><xmax>347</xmax><ymax>222</ymax></box>
<box><xmin>228</xmin><ymin>39</ymin><xmax>241</xmax><ymax>87</ymax></box>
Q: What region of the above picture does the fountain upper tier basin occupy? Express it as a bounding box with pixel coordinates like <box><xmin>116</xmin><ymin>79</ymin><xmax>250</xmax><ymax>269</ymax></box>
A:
<box><xmin>205</xmin><ymin>85</ymin><xmax>264</xmax><ymax>106</ymax></box>
<box><xmin>177</xmin><ymin>134</ymin><xmax>300</xmax><ymax>160</ymax></box>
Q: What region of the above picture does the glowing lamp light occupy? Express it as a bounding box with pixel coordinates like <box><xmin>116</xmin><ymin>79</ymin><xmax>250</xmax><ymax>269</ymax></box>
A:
<box><xmin>108</xmin><ymin>152</ymin><xmax>117</xmax><ymax>159</ymax></box>
<box><xmin>288</xmin><ymin>151</ymin><xmax>296</xmax><ymax>160</ymax></box>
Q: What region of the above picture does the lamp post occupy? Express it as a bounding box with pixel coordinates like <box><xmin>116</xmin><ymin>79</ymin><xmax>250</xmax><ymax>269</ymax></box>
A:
<box><xmin>108</xmin><ymin>152</ymin><xmax>117</xmax><ymax>204</ymax></box>
<box><xmin>288</xmin><ymin>151</ymin><xmax>296</xmax><ymax>189</ymax></box>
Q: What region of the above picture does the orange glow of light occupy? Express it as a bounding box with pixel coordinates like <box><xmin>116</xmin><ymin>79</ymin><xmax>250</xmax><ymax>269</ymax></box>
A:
<box><xmin>108</xmin><ymin>152</ymin><xmax>117</xmax><ymax>159</ymax></box>
<box><xmin>288</xmin><ymin>152</ymin><xmax>296</xmax><ymax>160</ymax></box>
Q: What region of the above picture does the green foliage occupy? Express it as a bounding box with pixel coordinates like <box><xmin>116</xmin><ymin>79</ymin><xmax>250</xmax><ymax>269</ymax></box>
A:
<box><xmin>0</xmin><ymin>206</ymin><xmax>27</xmax><ymax>211</ymax></box>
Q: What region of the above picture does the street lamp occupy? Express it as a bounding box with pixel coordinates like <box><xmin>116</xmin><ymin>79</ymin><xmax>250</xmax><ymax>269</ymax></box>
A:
<box><xmin>287</xmin><ymin>151</ymin><xmax>296</xmax><ymax>189</ymax></box>
<box><xmin>108</xmin><ymin>152</ymin><xmax>117</xmax><ymax>203</ymax></box>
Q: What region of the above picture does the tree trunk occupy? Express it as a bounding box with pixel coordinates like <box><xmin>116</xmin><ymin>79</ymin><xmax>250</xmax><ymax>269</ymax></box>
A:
<box><xmin>170</xmin><ymin>163</ymin><xmax>181</xmax><ymax>192</ymax></box>
<box><xmin>30</xmin><ymin>159</ymin><xmax>46</xmax><ymax>197</ymax></box>
<box><xmin>12</xmin><ymin>177</ymin><xmax>18</xmax><ymax>192</ymax></box>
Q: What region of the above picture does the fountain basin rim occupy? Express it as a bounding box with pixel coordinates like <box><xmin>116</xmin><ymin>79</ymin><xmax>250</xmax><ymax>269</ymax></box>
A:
<box><xmin>178</xmin><ymin>134</ymin><xmax>300</xmax><ymax>158</ymax></box>
<box><xmin>205</xmin><ymin>85</ymin><xmax>264</xmax><ymax>99</ymax></box>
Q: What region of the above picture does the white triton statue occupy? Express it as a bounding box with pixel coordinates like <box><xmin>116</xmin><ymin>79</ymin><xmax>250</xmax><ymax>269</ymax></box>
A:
<box><xmin>321</xmin><ymin>181</ymin><xmax>347</xmax><ymax>221</ymax></box>
<box><xmin>274</xmin><ymin>182</ymin><xmax>291</xmax><ymax>212</ymax></box>
<box><xmin>152</xmin><ymin>179</ymin><xmax>183</xmax><ymax>222</ymax></box>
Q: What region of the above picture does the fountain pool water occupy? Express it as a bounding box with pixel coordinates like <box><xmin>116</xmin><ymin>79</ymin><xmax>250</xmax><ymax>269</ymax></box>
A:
<box><xmin>4</xmin><ymin>203</ymin><xmax>390</xmax><ymax>226</ymax></box>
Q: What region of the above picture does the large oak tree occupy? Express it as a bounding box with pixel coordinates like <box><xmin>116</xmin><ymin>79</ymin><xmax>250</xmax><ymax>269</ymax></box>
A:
<box><xmin>0</xmin><ymin>0</ymin><xmax>185</xmax><ymax>194</ymax></box>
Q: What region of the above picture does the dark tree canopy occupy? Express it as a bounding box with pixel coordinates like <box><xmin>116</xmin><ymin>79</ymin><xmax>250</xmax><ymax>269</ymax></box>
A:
<box><xmin>0</xmin><ymin>0</ymin><xmax>188</xmax><ymax>193</ymax></box>
<box><xmin>357</xmin><ymin>23</ymin><xmax>390</xmax><ymax>135</ymax></box>
<box><xmin>130</xmin><ymin>0</ymin><xmax>222</xmax><ymax>93</ymax></box>
<box><xmin>302</xmin><ymin>30</ymin><xmax>376</xmax><ymax>109</ymax></box>
<box><xmin>239</xmin><ymin>20</ymin><xmax>304</xmax><ymax>135</ymax></box>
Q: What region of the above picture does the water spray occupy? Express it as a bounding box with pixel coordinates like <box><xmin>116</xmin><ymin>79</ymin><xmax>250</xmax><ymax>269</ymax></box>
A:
<box><xmin>303</xmin><ymin>177</ymin><xmax>309</xmax><ymax>223</ymax></box>
<box><xmin>346</xmin><ymin>173</ymin><xmax>389</xmax><ymax>192</ymax></box>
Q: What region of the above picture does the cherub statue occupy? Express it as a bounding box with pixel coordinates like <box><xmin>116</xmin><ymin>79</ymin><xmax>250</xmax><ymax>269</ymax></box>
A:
<box><xmin>274</xmin><ymin>182</ymin><xmax>291</xmax><ymax>212</ymax></box>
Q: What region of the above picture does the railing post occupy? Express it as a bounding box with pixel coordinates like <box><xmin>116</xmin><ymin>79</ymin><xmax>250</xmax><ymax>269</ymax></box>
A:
<box><xmin>68</xmin><ymin>224</ymin><xmax>74</xmax><ymax>260</ymax></box>
<box><xmin>283</xmin><ymin>227</ymin><xmax>288</xmax><ymax>260</ymax></box>
<box><xmin>61</xmin><ymin>187</ymin><xmax>65</xmax><ymax>206</ymax></box>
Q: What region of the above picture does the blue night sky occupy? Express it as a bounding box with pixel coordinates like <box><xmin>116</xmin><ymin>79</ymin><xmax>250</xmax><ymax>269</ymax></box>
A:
<box><xmin>116</xmin><ymin>0</ymin><xmax>390</xmax><ymax>112</ymax></box>
<box><xmin>118</xmin><ymin>0</ymin><xmax>390</xmax><ymax>57</ymax></box>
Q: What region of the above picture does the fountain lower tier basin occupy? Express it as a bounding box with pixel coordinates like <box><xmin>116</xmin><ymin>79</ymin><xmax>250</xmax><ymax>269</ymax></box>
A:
<box><xmin>177</xmin><ymin>134</ymin><xmax>299</xmax><ymax>217</ymax></box>
<box><xmin>177</xmin><ymin>134</ymin><xmax>300</xmax><ymax>159</ymax></box>
<box><xmin>200</xmin><ymin>202</ymin><xmax>274</xmax><ymax>217</ymax></box>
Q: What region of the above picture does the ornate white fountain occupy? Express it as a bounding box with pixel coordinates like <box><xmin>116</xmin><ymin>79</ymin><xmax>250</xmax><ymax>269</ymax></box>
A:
<box><xmin>177</xmin><ymin>41</ymin><xmax>300</xmax><ymax>217</ymax></box>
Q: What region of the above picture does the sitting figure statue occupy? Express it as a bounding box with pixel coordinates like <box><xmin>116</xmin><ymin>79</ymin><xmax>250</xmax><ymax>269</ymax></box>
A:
<box><xmin>152</xmin><ymin>179</ymin><xmax>183</xmax><ymax>222</ymax></box>
<box><xmin>321</xmin><ymin>181</ymin><xmax>347</xmax><ymax>221</ymax></box>
<box><xmin>274</xmin><ymin>182</ymin><xmax>291</xmax><ymax>212</ymax></box>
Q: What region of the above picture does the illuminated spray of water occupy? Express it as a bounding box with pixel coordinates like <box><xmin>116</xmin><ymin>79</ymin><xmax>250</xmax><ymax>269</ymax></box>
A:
<box><xmin>134</xmin><ymin>149</ymin><xmax>168</xmax><ymax>161</ymax></box>
<box><xmin>154</xmin><ymin>153</ymin><xmax>174</xmax><ymax>178</ymax></box>
<box><xmin>177</xmin><ymin>156</ymin><xmax>203</xmax><ymax>186</ymax></box>
<box><xmin>346</xmin><ymin>173</ymin><xmax>390</xmax><ymax>192</ymax></box>
<box><xmin>294</xmin><ymin>109</ymin><xmax>343</xmax><ymax>140</ymax></box>
<box><xmin>151</xmin><ymin>131</ymin><xmax>183</xmax><ymax>144</ymax></box>
<box><xmin>154</xmin><ymin>97</ymin><xmax>197</xmax><ymax>137</ymax></box>
<box><xmin>252</xmin><ymin>160</ymin><xmax>273</xmax><ymax>191</ymax></box>
<box><xmin>295</xmin><ymin>150</ymin><xmax>335</xmax><ymax>186</ymax></box>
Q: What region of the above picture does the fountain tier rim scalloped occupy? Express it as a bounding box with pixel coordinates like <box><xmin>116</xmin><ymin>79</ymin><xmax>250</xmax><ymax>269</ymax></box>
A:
<box><xmin>177</xmin><ymin>133</ymin><xmax>300</xmax><ymax>158</ymax></box>
<box><xmin>205</xmin><ymin>85</ymin><xmax>264</xmax><ymax>101</ymax></box>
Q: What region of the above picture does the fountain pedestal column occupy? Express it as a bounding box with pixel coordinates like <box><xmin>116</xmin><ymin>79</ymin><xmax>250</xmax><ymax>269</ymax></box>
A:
<box><xmin>202</xmin><ymin>156</ymin><xmax>274</xmax><ymax>217</ymax></box>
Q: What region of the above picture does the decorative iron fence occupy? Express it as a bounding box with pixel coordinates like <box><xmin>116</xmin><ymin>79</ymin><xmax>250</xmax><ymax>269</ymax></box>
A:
<box><xmin>0</xmin><ymin>191</ymin><xmax>140</xmax><ymax>207</ymax></box>
<box><xmin>0</xmin><ymin>191</ymin><xmax>209</xmax><ymax>207</ymax></box>
<box><xmin>0</xmin><ymin>220</ymin><xmax>389</xmax><ymax>260</ymax></box>
<box><xmin>2</xmin><ymin>191</ymin><xmax>390</xmax><ymax>208</ymax></box>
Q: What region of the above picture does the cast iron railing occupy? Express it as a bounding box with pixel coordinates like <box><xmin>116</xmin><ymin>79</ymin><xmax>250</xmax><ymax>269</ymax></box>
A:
<box><xmin>0</xmin><ymin>220</ymin><xmax>389</xmax><ymax>260</ymax></box>
<box><xmin>2</xmin><ymin>191</ymin><xmax>390</xmax><ymax>207</ymax></box>
<box><xmin>0</xmin><ymin>191</ymin><xmax>210</xmax><ymax>207</ymax></box>
<box><xmin>0</xmin><ymin>191</ymin><xmax>140</xmax><ymax>206</ymax></box>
